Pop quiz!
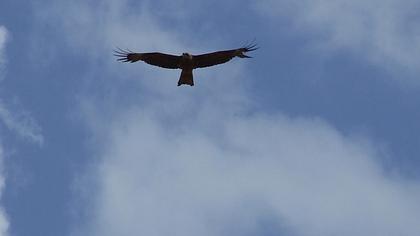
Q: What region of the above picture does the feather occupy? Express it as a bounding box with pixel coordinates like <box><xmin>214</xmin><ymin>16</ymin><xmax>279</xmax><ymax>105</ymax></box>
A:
<box><xmin>114</xmin><ymin>48</ymin><xmax>181</xmax><ymax>69</ymax></box>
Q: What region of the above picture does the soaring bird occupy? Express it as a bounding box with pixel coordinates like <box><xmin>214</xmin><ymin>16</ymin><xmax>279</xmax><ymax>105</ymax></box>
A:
<box><xmin>114</xmin><ymin>43</ymin><xmax>258</xmax><ymax>86</ymax></box>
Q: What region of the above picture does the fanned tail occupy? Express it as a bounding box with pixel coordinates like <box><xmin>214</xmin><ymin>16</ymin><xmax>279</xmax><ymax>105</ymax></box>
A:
<box><xmin>178</xmin><ymin>69</ymin><xmax>194</xmax><ymax>86</ymax></box>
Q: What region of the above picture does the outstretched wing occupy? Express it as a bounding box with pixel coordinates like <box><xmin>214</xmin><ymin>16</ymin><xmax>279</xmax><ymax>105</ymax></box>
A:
<box><xmin>114</xmin><ymin>48</ymin><xmax>181</xmax><ymax>69</ymax></box>
<box><xmin>192</xmin><ymin>43</ymin><xmax>258</xmax><ymax>69</ymax></box>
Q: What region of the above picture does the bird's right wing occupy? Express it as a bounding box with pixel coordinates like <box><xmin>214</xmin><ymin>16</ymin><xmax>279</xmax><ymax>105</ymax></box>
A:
<box><xmin>114</xmin><ymin>49</ymin><xmax>181</xmax><ymax>69</ymax></box>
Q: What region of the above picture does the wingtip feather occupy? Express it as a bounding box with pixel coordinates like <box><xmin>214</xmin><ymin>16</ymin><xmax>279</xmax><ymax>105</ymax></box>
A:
<box><xmin>113</xmin><ymin>47</ymin><xmax>136</xmax><ymax>63</ymax></box>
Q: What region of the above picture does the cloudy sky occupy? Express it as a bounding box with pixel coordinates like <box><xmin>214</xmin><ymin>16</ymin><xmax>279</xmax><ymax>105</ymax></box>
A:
<box><xmin>1</xmin><ymin>0</ymin><xmax>420</xmax><ymax>235</ymax></box>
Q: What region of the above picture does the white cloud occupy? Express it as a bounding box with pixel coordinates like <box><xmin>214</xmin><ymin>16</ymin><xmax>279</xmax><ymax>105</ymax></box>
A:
<box><xmin>0</xmin><ymin>26</ymin><xmax>8</xmax><ymax>81</ymax></box>
<box><xmin>0</xmin><ymin>25</ymin><xmax>44</xmax><ymax>235</ymax></box>
<box><xmin>79</xmin><ymin>106</ymin><xmax>420</xmax><ymax>236</ymax></box>
<box><xmin>0</xmin><ymin>147</ymin><xmax>8</xmax><ymax>236</ymax></box>
<box><xmin>35</xmin><ymin>1</ymin><xmax>420</xmax><ymax>235</ymax></box>
<box><xmin>0</xmin><ymin>26</ymin><xmax>6</xmax><ymax>46</ymax></box>
<box><xmin>257</xmin><ymin>0</ymin><xmax>420</xmax><ymax>78</ymax></box>
<box><xmin>0</xmin><ymin>25</ymin><xmax>10</xmax><ymax>236</ymax></box>
<box><xmin>0</xmin><ymin>100</ymin><xmax>44</xmax><ymax>146</ymax></box>
<box><xmin>0</xmin><ymin>27</ymin><xmax>44</xmax><ymax>146</ymax></box>
<box><xmin>37</xmin><ymin>0</ymin><xmax>252</xmax><ymax>104</ymax></box>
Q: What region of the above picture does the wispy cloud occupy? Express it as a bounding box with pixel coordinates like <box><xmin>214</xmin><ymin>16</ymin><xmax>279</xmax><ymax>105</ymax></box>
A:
<box><xmin>0</xmin><ymin>25</ymin><xmax>10</xmax><ymax>236</ymax></box>
<box><xmin>0</xmin><ymin>100</ymin><xmax>44</xmax><ymax>146</ymax></box>
<box><xmin>0</xmin><ymin>26</ymin><xmax>7</xmax><ymax>82</ymax></box>
<box><xmin>257</xmin><ymin>0</ymin><xmax>420</xmax><ymax>79</ymax></box>
<box><xmin>0</xmin><ymin>26</ymin><xmax>5</xmax><ymax>48</ymax></box>
<box><xmin>0</xmin><ymin>26</ymin><xmax>44</xmax><ymax>146</ymax></box>
<box><xmin>0</xmin><ymin>147</ymin><xmax>9</xmax><ymax>236</ymax></box>
<box><xmin>0</xmin><ymin>25</ymin><xmax>44</xmax><ymax>235</ymax></box>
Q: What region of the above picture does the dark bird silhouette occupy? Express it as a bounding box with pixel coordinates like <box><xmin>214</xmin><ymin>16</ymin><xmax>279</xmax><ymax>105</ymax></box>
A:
<box><xmin>114</xmin><ymin>43</ymin><xmax>258</xmax><ymax>86</ymax></box>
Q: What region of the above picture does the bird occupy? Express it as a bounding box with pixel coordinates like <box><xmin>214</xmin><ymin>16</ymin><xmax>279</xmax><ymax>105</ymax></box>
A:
<box><xmin>113</xmin><ymin>43</ymin><xmax>258</xmax><ymax>86</ymax></box>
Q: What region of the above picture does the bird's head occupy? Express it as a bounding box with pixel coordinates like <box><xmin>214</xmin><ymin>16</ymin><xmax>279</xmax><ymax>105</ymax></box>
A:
<box><xmin>182</xmin><ymin>53</ymin><xmax>193</xmax><ymax>60</ymax></box>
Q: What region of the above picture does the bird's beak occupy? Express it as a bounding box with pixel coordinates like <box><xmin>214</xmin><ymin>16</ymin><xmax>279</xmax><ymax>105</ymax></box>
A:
<box><xmin>243</xmin><ymin>54</ymin><xmax>252</xmax><ymax>58</ymax></box>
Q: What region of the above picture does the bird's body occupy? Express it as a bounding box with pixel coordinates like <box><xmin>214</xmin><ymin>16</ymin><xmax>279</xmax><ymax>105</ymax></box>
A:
<box><xmin>114</xmin><ymin>44</ymin><xmax>258</xmax><ymax>86</ymax></box>
<box><xmin>178</xmin><ymin>53</ymin><xmax>194</xmax><ymax>86</ymax></box>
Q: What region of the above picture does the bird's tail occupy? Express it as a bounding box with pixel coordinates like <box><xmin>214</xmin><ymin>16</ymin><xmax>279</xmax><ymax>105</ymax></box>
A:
<box><xmin>178</xmin><ymin>69</ymin><xmax>194</xmax><ymax>86</ymax></box>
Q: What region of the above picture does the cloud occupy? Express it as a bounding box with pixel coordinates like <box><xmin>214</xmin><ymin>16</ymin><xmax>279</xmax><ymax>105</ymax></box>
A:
<box><xmin>78</xmin><ymin>105</ymin><xmax>420</xmax><ymax>236</ymax></box>
<box><xmin>0</xmin><ymin>100</ymin><xmax>44</xmax><ymax>146</ymax></box>
<box><xmin>0</xmin><ymin>26</ymin><xmax>44</xmax><ymax>146</ymax></box>
<box><xmin>0</xmin><ymin>26</ymin><xmax>6</xmax><ymax>47</ymax></box>
<box><xmin>0</xmin><ymin>25</ymin><xmax>43</xmax><ymax>235</ymax></box>
<box><xmin>257</xmin><ymin>0</ymin><xmax>420</xmax><ymax>78</ymax></box>
<box><xmin>0</xmin><ymin>147</ymin><xmax>9</xmax><ymax>236</ymax></box>
<box><xmin>0</xmin><ymin>26</ymin><xmax>8</xmax><ymax>81</ymax></box>
<box><xmin>0</xmin><ymin>25</ymin><xmax>10</xmax><ymax>236</ymax></box>
<box><xmin>35</xmin><ymin>1</ymin><xmax>420</xmax><ymax>235</ymax></box>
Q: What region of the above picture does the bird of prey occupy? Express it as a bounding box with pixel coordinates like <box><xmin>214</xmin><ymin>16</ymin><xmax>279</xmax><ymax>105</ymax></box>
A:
<box><xmin>114</xmin><ymin>43</ymin><xmax>258</xmax><ymax>86</ymax></box>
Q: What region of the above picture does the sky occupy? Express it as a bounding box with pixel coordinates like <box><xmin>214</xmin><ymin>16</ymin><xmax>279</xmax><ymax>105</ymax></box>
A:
<box><xmin>1</xmin><ymin>0</ymin><xmax>420</xmax><ymax>235</ymax></box>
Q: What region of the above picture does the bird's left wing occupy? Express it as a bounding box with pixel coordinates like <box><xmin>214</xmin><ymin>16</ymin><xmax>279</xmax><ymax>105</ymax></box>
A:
<box><xmin>114</xmin><ymin>48</ymin><xmax>181</xmax><ymax>69</ymax></box>
<box><xmin>192</xmin><ymin>44</ymin><xmax>258</xmax><ymax>69</ymax></box>
<box><xmin>192</xmin><ymin>50</ymin><xmax>237</xmax><ymax>69</ymax></box>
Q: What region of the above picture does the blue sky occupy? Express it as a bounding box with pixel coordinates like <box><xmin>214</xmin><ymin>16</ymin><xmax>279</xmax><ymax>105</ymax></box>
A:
<box><xmin>1</xmin><ymin>0</ymin><xmax>420</xmax><ymax>235</ymax></box>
